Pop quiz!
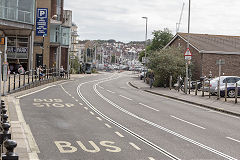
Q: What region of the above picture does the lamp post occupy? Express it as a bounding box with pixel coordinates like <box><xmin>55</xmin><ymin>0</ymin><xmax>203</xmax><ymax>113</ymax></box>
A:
<box><xmin>142</xmin><ymin>16</ymin><xmax>148</xmax><ymax>82</ymax></box>
<box><xmin>185</xmin><ymin>0</ymin><xmax>191</xmax><ymax>94</ymax></box>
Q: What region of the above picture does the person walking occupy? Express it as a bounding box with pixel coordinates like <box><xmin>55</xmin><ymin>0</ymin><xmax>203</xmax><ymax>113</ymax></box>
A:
<box><xmin>149</xmin><ymin>70</ymin><xmax>154</xmax><ymax>89</ymax></box>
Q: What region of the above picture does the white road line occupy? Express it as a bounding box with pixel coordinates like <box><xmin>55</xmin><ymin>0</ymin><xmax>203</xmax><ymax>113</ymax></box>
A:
<box><xmin>72</xmin><ymin>97</ymin><xmax>75</xmax><ymax>99</ymax></box>
<box><xmin>115</xmin><ymin>132</ymin><xmax>124</xmax><ymax>138</ymax></box>
<box><xmin>79</xmin><ymin>103</ymin><xmax>83</xmax><ymax>105</ymax></box>
<box><xmin>129</xmin><ymin>142</ymin><xmax>141</xmax><ymax>150</ymax></box>
<box><xmin>78</xmin><ymin>76</ymin><xmax>180</xmax><ymax>160</ymax></box>
<box><xmin>105</xmin><ymin>123</ymin><xmax>112</xmax><ymax>128</ymax></box>
<box><xmin>139</xmin><ymin>103</ymin><xmax>159</xmax><ymax>112</ymax></box>
<box><xmin>148</xmin><ymin>157</ymin><xmax>155</xmax><ymax>160</ymax></box>
<box><xmin>106</xmin><ymin>90</ymin><xmax>115</xmax><ymax>93</ymax></box>
<box><xmin>226</xmin><ymin>137</ymin><xmax>240</xmax><ymax>143</ymax></box>
<box><xmin>98</xmin><ymin>86</ymin><xmax>104</xmax><ymax>89</ymax></box>
<box><xmin>84</xmin><ymin>107</ymin><xmax>88</xmax><ymax>110</ymax></box>
<box><xmin>170</xmin><ymin>115</ymin><xmax>206</xmax><ymax>130</ymax></box>
<box><xmin>90</xmin><ymin>111</ymin><xmax>95</xmax><ymax>115</ymax></box>
<box><xmin>119</xmin><ymin>95</ymin><xmax>132</xmax><ymax>101</ymax></box>
<box><xmin>75</xmin><ymin>99</ymin><xmax>79</xmax><ymax>102</ymax></box>
<box><xmin>16</xmin><ymin>85</ymin><xmax>56</xmax><ymax>98</ymax></box>
<box><xmin>96</xmin><ymin>117</ymin><xmax>102</xmax><ymax>121</ymax></box>
<box><xmin>91</xmin><ymin>78</ymin><xmax>237</xmax><ymax>160</ymax></box>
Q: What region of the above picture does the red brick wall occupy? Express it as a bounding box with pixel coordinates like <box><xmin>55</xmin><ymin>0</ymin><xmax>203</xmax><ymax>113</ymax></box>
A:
<box><xmin>169</xmin><ymin>37</ymin><xmax>202</xmax><ymax>79</ymax></box>
<box><xmin>202</xmin><ymin>53</ymin><xmax>240</xmax><ymax>78</ymax></box>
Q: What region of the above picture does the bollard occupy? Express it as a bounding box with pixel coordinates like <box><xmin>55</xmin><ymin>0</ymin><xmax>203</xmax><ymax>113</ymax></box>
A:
<box><xmin>235</xmin><ymin>83</ymin><xmax>238</xmax><ymax>104</ymax></box>
<box><xmin>0</xmin><ymin>123</ymin><xmax>11</xmax><ymax>144</ymax></box>
<box><xmin>208</xmin><ymin>80</ymin><xmax>211</xmax><ymax>98</ymax></box>
<box><xmin>47</xmin><ymin>69</ymin><xmax>49</xmax><ymax>79</ymax></box>
<box><xmin>225</xmin><ymin>82</ymin><xmax>227</xmax><ymax>102</ymax></box>
<box><xmin>188</xmin><ymin>77</ymin><xmax>191</xmax><ymax>94</ymax></box>
<box><xmin>1</xmin><ymin>108</ymin><xmax>7</xmax><ymax>115</ymax></box>
<box><xmin>32</xmin><ymin>69</ymin><xmax>34</xmax><ymax>83</ymax></box>
<box><xmin>195</xmin><ymin>81</ymin><xmax>198</xmax><ymax>95</ymax></box>
<box><xmin>23</xmin><ymin>73</ymin><xmax>25</xmax><ymax>86</ymax></box>
<box><xmin>169</xmin><ymin>76</ymin><xmax>172</xmax><ymax>90</ymax></box>
<box><xmin>28</xmin><ymin>71</ymin><xmax>30</xmax><ymax>84</ymax></box>
<box><xmin>177</xmin><ymin>76</ymin><xmax>180</xmax><ymax>92</ymax></box>
<box><xmin>202</xmin><ymin>79</ymin><xmax>205</xmax><ymax>97</ymax></box>
<box><xmin>13</xmin><ymin>74</ymin><xmax>16</xmax><ymax>90</ymax></box>
<box><xmin>8</xmin><ymin>75</ymin><xmax>10</xmax><ymax>93</ymax></box>
<box><xmin>2</xmin><ymin>114</ymin><xmax>8</xmax><ymax>123</ymax></box>
<box><xmin>217</xmin><ymin>80</ymin><xmax>220</xmax><ymax>100</ymax></box>
<box><xmin>18</xmin><ymin>74</ymin><xmax>20</xmax><ymax>88</ymax></box>
<box><xmin>1</xmin><ymin>140</ymin><xmax>18</xmax><ymax>160</ymax></box>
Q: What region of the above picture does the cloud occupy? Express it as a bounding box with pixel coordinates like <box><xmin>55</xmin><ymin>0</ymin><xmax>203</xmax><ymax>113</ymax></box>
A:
<box><xmin>65</xmin><ymin>0</ymin><xmax>240</xmax><ymax>42</ymax></box>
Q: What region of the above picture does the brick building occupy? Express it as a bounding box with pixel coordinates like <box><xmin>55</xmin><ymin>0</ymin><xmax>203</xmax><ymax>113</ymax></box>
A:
<box><xmin>165</xmin><ymin>33</ymin><xmax>240</xmax><ymax>79</ymax></box>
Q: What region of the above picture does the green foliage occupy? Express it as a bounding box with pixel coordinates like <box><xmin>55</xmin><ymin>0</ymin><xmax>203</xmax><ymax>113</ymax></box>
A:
<box><xmin>111</xmin><ymin>55</ymin><xmax>116</xmax><ymax>63</ymax></box>
<box><xmin>139</xmin><ymin>28</ymin><xmax>173</xmax><ymax>62</ymax></box>
<box><xmin>149</xmin><ymin>28</ymin><xmax>173</xmax><ymax>51</ymax></box>
<box><xmin>148</xmin><ymin>48</ymin><xmax>186</xmax><ymax>87</ymax></box>
<box><xmin>70</xmin><ymin>55</ymin><xmax>81</xmax><ymax>74</ymax></box>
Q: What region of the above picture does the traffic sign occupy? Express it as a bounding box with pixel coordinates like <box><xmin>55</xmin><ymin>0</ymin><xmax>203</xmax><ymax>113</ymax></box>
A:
<box><xmin>36</xmin><ymin>8</ymin><xmax>48</xmax><ymax>36</ymax></box>
<box><xmin>216</xmin><ymin>59</ymin><xmax>225</xmax><ymax>65</ymax></box>
<box><xmin>184</xmin><ymin>48</ymin><xmax>192</xmax><ymax>60</ymax></box>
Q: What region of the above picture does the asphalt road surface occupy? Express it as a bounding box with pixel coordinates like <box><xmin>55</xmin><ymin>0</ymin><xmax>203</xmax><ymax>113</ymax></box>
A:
<box><xmin>18</xmin><ymin>71</ymin><xmax>240</xmax><ymax>160</ymax></box>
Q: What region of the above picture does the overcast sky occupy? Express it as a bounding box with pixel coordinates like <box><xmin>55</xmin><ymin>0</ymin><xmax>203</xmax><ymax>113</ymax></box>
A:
<box><xmin>65</xmin><ymin>0</ymin><xmax>240</xmax><ymax>43</ymax></box>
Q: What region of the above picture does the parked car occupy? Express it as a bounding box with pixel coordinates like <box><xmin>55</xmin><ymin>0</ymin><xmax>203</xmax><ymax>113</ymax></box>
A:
<box><xmin>219</xmin><ymin>80</ymin><xmax>240</xmax><ymax>97</ymax></box>
<box><xmin>201</xmin><ymin>76</ymin><xmax>240</xmax><ymax>95</ymax></box>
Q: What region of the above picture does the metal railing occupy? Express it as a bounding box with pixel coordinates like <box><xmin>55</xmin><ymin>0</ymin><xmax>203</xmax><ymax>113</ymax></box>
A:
<box><xmin>4</xmin><ymin>68</ymin><xmax>69</xmax><ymax>95</ymax></box>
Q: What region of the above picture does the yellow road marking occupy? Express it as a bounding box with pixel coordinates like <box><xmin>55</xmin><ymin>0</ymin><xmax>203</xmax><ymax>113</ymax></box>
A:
<box><xmin>115</xmin><ymin>132</ymin><xmax>124</xmax><ymax>138</ymax></box>
<box><xmin>105</xmin><ymin>123</ymin><xmax>112</xmax><ymax>128</ymax></box>
<box><xmin>129</xmin><ymin>142</ymin><xmax>141</xmax><ymax>150</ymax></box>
<box><xmin>96</xmin><ymin>117</ymin><xmax>102</xmax><ymax>121</ymax></box>
<box><xmin>90</xmin><ymin>111</ymin><xmax>95</xmax><ymax>115</ymax></box>
<box><xmin>84</xmin><ymin>107</ymin><xmax>88</xmax><ymax>110</ymax></box>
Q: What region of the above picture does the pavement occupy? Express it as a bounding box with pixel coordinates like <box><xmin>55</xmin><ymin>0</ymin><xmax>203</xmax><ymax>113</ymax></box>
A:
<box><xmin>129</xmin><ymin>76</ymin><xmax>240</xmax><ymax>118</ymax></box>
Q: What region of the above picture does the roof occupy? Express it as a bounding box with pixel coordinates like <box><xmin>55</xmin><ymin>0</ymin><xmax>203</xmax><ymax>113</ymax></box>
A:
<box><xmin>166</xmin><ymin>33</ymin><xmax>240</xmax><ymax>54</ymax></box>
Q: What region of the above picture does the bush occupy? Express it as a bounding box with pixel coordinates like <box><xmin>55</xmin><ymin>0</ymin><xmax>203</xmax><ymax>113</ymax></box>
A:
<box><xmin>148</xmin><ymin>48</ymin><xmax>186</xmax><ymax>87</ymax></box>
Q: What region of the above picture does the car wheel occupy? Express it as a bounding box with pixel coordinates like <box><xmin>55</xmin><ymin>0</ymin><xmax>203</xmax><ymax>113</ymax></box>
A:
<box><xmin>227</xmin><ymin>90</ymin><xmax>235</xmax><ymax>98</ymax></box>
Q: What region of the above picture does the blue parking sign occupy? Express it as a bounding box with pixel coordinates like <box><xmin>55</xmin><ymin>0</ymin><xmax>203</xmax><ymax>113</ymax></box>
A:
<box><xmin>36</xmin><ymin>8</ymin><xmax>48</xmax><ymax>36</ymax></box>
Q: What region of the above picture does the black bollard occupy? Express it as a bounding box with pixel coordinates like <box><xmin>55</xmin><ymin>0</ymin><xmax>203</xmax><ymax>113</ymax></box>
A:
<box><xmin>1</xmin><ymin>108</ymin><xmax>7</xmax><ymax>115</ymax></box>
<box><xmin>2</xmin><ymin>140</ymin><xmax>18</xmax><ymax>160</ymax></box>
<box><xmin>0</xmin><ymin>123</ymin><xmax>11</xmax><ymax>144</ymax></box>
<box><xmin>2</xmin><ymin>114</ymin><xmax>9</xmax><ymax>123</ymax></box>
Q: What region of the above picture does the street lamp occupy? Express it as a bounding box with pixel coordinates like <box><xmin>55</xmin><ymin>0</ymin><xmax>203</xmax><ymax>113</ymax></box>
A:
<box><xmin>142</xmin><ymin>16</ymin><xmax>148</xmax><ymax>82</ymax></box>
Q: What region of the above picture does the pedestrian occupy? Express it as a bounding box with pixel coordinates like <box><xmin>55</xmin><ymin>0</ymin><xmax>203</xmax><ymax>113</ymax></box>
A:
<box><xmin>60</xmin><ymin>66</ymin><xmax>64</xmax><ymax>77</ymax></box>
<box><xmin>149</xmin><ymin>70</ymin><xmax>154</xmax><ymax>89</ymax></box>
<box><xmin>18</xmin><ymin>65</ymin><xmax>25</xmax><ymax>74</ymax></box>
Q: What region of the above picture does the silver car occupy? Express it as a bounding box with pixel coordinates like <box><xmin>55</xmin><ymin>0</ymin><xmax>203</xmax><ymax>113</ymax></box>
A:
<box><xmin>202</xmin><ymin>76</ymin><xmax>240</xmax><ymax>95</ymax></box>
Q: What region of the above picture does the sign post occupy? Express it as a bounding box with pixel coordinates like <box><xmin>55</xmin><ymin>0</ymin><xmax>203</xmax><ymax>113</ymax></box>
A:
<box><xmin>184</xmin><ymin>48</ymin><xmax>192</xmax><ymax>93</ymax></box>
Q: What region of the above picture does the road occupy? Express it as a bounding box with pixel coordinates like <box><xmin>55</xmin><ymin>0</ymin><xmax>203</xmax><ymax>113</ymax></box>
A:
<box><xmin>17</xmin><ymin>71</ymin><xmax>240</xmax><ymax>160</ymax></box>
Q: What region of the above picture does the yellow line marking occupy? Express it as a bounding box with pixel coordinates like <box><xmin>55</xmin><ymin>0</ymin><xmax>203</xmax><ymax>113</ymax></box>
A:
<box><xmin>148</xmin><ymin>157</ymin><xmax>155</xmax><ymax>160</ymax></box>
<box><xmin>105</xmin><ymin>123</ymin><xmax>112</xmax><ymax>128</ymax></box>
<box><xmin>75</xmin><ymin>99</ymin><xmax>78</xmax><ymax>102</ymax></box>
<box><xmin>129</xmin><ymin>142</ymin><xmax>141</xmax><ymax>150</ymax></box>
<box><xmin>79</xmin><ymin>103</ymin><xmax>83</xmax><ymax>105</ymax></box>
<box><xmin>90</xmin><ymin>111</ymin><xmax>95</xmax><ymax>115</ymax></box>
<box><xmin>96</xmin><ymin>117</ymin><xmax>102</xmax><ymax>121</ymax></box>
<box><xmin>84</xmin><ymin>107</ymin><xmax>88</xmax><ymax>110</ymax></box>
<box><xmin>72</xmin><ymin>97</ymin><xmax>75</xmax><ymax>99</ymax></box>
<box><xmin>115</xmin><ymin>132</ymin><xmax>124</xmax><ymax>138</ymax></box>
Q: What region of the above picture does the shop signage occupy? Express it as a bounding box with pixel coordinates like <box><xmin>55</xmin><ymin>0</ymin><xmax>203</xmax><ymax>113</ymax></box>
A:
<box><xmin>36</xmin><ymin>8</ymin><xmax>48</xmax><ymax>36</ymax></box>
<box><xmin>7</xmin><ymin>47</ymin><xmax>28</xmax><ymax>53</ymax></box>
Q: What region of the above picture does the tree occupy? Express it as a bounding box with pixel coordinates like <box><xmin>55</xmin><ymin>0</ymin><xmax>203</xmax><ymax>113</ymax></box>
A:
<box><xmin>147</xmin><ymin>48</ymin><xmax>186</xmax><ymax>87</ymax></box>
<box><xmin>149</xmin><ymin>28</ymin><xmax>173</xmax><ymax>51</ymax></box>
<box><xmin>139</xmin><ymin>28</ymin><xmax>173</xmax><ymax>62</ymax></box>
